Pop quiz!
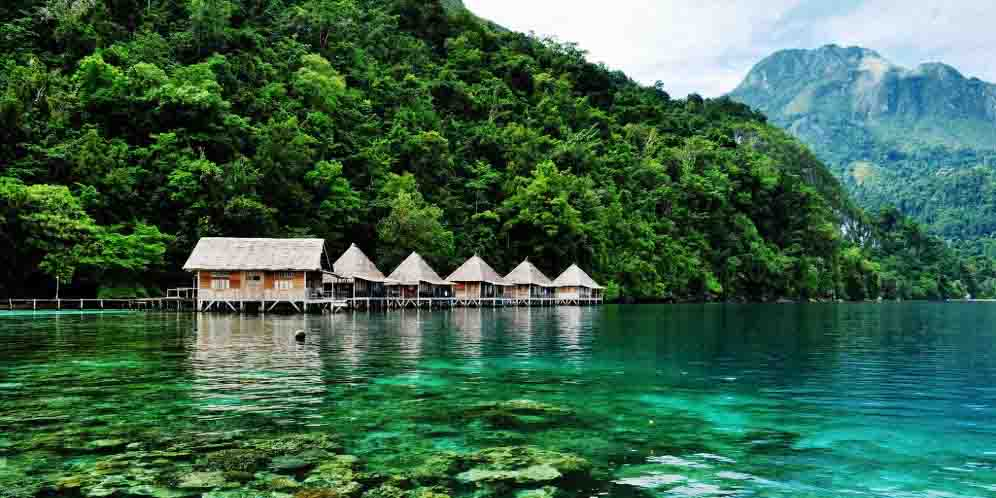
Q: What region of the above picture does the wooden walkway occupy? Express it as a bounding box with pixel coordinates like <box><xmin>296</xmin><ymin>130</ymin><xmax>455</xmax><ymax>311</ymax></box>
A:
<box><xmin>2</xmin><ymin>297</ymin><xmax>196</xmax><ymax>312</ymax></box>
<box><xmin>2</xmin><ymin>288</ymin><xmax>602</xmax><ymax>314</ymax></box>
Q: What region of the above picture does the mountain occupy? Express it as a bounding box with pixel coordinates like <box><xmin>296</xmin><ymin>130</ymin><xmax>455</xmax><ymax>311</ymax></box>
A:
<box><xmin>730</xmin><ymin>45</ymin><xmax>996</xmax><ymax>245</ymax></box>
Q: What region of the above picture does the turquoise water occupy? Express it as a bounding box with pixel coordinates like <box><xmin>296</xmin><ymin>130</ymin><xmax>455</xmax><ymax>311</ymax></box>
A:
<box><xmin>1</xmin><ymin>304</ymin><xmax>995</xmax><ymax>497</ymax></box>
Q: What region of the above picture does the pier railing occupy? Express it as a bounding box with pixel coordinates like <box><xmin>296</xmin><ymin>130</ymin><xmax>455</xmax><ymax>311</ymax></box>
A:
<box><xmin>3</xmin><ymin>298</ymin><xmax>193</xmax><ymax>311</ymax></box>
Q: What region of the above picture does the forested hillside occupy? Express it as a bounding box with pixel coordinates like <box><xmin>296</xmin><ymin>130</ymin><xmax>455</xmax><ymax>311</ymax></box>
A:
<box><xmin>1</xmin><ymin>0</ymin><xmax>990</xmax><ymax>301</ymax></box>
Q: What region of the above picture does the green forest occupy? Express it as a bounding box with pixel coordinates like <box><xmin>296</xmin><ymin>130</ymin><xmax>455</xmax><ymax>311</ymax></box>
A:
<box><xmin>1</xmin><ymin>0</ymin><xmax>993</xmax><ymax>301</ymax></box>
<box><xmin>836</xmin><ymin>144</ymin><xmax>996</xmax><ymax>245</ymax></box>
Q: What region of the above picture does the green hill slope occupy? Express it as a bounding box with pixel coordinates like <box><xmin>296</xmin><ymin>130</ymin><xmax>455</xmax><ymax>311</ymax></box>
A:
<box><xmin>730</xmin><ymin>44</ymin><xmax>996</xmax><ymax>243</ymax></box>
<box><xmin>0</xmin><ymin>2</ymin><xmax>990</xmax><ymax>300</ymax></box>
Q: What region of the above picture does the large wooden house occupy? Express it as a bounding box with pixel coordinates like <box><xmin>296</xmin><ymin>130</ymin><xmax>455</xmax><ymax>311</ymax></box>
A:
<box><xmin>552</xmin><ymin>264</ymin><xmax>604</xmax><ymax>305</ymax></box>
<box><xmin>386</xmin><ymin>252</ymin><xmax>455</xmax><ymax>307</ymax></box>
<box><xmin>503</xmin><ymin>258</ymin><xmax>555</xmax><ymax>305</ymax></box>
<box><xmin>183</xmin><ymin>238</ymin><xmax>332</xmax><ymax>311</ymax></box>
<box><xmin>447</xmin><ymin>254</ymin><xmax>512</xmax><ymax>306</ymax></box>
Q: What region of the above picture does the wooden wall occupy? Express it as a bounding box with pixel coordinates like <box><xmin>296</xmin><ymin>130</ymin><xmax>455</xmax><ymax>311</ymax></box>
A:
<box><xmin>454</xmin><ymin>282</ymin><xmax>481</xmax><ymax>299</ymax></box>
<box><xmin>196</xmin><ymin>270</ymin><xmax>307</xmax><ymax>290</ymax></box>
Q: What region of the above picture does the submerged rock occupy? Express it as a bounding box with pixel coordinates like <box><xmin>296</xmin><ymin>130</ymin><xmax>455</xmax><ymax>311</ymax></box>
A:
<box><xmin>270</xmin><ymin>449</ymin><xmax>332</xmax><ymax>473</ymax></box>
<box><xmin>251</xmin><ymin>434</ymin><xmax>343</xmax><ymax>456</ymax></box>
<box><xmin>361</xmin><ymin>484</ymin><xmax>407</xmax><ymax>498</ymax></box>
<box><xmin>203</xmin><ymin>448</ymin><xmax>270</xmax><ymax>472</ymax></box>
<box><xmin>176</xmin><ymin>471</ymin><xmax>230</xmax><ymax>489</ymax></box>
<box><xmin>468</xmin><ymin>447</ymin><xmax>590</xmax><ymax>476</ymax></box>
<box><xmin>463</xmin><ymin>400</ymin><xmax>575</xmax><ymax>429</ymax></box>
<box><xmin>258</xmin><ymin>473</ymin><xmax>303</xmax><ymax>491</ymax></box>
<box><xmin>416</xmin><ymin>446</ymin><xmax>591</xmax><ymax>492</ymax></box>
<box><xmin>411</xmin><ymin>489</ymin><xmax>451</xmax><ymax>498</ymax></box>
<box><xmin>515</xmin><ymin>487</ymin><xmax>558</xmax><ymax>498</ymax></box>
<box><xmin>125</xmin><ymin>485</ymin><xmax>200</xmax><ymax>498</ymax></box>
<box><xmin>294</xmin><ymin>490</ymin><xmax>345</xmax><ymax>498</ymax></box>
<box><xmin>409</xmin><ymin>453</ymin><xmax>463</xmax><ymax>482</ymax></box>
<box><xmin>302</xmin><ymin>455</ymin><xmax>364</xmax><ymax>495</ymax></box>
<box><xmin>87</xmin><ymin>439</ymin><xmax>129</xmax><ymax>452</ymax></box>
<box><xmin>456</xmin><ymin>465</ymin><xmax>561</xmax><ymax>484</ymax></box>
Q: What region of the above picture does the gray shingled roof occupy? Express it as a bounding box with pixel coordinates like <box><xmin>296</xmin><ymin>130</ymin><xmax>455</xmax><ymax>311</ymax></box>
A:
<box><xmin>333</xmin><ymin>244</ymin><xmax>387</xmax><ymax>281</ymax></box>
<box><xmin>503</xmin><ymin>259</ymin><xmax>553</xmax><ymax>287</ymax></box>
<box><xmin>446</xmin><ymin>254</ymin><xmax>510</xmax><ymax>285</ymax></box>
<box><xmin>387</xmin><ymin>252</ymin><xmax>452</xmax><ymax>286</ymax></box>
<box><xmin>183</xmin><ymin>238</ymin><xmax>326</xmax><ymax>271</ymax></box>
<box><xmin>552</xmin><ymin>264</ymin><xmax>603</xmax><ymax>289</ymax></box>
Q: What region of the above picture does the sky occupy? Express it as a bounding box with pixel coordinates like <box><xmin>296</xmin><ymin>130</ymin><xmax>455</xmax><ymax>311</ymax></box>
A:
<box><xmin>463</xmin><ymin>0</ymin><xmax>996</xmax><ymax>98</ymax></box>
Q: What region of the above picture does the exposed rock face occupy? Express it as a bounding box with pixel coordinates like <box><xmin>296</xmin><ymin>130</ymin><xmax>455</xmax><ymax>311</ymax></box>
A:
<box><xmin>731</xmin><ymin>44</ymin><xmax>996</xmax><ymax>135</ymax></box>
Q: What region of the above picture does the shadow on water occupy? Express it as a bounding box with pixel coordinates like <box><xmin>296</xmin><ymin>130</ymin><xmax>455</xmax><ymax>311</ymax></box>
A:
<box><xmin>0</xmin><ymin>303</ymin><xmax>995</xmax><ymax>497</ymax></box>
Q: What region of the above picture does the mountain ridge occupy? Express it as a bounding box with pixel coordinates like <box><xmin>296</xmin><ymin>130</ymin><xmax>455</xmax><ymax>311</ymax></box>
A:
<box><xmin>734</xmin><ymin>44</ymin><xmax>996</xmax><ymax>140</ymax></box>
<box><xmin>730</xmin><ymin>44</ymin><xmax>996</xmax><ymax>244</ymax></box>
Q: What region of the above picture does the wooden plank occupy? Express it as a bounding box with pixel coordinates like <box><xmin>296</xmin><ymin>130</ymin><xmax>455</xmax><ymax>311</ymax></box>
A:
<box><xmin>199</xmin><ymin>271</ymin><xmax>212</xmax><ymax>289</ymax></box>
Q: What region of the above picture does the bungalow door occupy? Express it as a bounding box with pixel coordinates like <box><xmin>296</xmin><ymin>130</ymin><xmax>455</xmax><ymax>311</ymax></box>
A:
<box><xmin>246</xmin><ymin>272</ymin><xmax>263</xmax><ymax>298</ymax></box>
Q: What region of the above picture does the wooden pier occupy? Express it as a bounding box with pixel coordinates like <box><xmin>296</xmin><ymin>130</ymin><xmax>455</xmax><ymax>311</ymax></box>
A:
<box><xmin>1</xmin><ymin>292</ymin><xmax>601</xmax><ymax>314</ymax></box>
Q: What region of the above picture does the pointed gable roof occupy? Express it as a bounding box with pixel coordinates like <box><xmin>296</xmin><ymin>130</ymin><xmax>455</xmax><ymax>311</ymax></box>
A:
<box><xmin>387</xmin><ymin>252</ymin><xmax>452</xmax><ymax>286</ymax></box>
<box><xmin>446</xmin><ymin>254</ymin><xmax>510</xmax><ymax>285</ymax></box>
<box><xmin>183</xmin><ymin>238</ymin><xmax>327</xmax><ymax>271</ymax></box>
<box><xmin>552</xmin><ymin>264</ymin><xmax>603</xmax><ymax>289</ymax></box>
<box><xmin>333</xmin><ymin>243</ymin><xmax>386</xmax><ymax>281</ymax></box>
<box><xmin>503</xmin><ymin>258</ymin><xmax>553</xmax><ymax>287</ymax></box>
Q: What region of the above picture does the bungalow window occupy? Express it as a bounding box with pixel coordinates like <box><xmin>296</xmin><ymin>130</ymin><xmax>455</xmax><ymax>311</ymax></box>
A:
<box><xmin>210</xmin><ymin>272</ymin><xmax>230</xmax><ymax>290</ymax></box>
<box><xmin>275</xmin><ymin>271</ymin><xmax>295</xmax><ymax>290</ymax></box>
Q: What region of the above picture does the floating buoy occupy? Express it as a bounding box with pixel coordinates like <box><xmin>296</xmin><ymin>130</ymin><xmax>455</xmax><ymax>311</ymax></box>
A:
<box><xmin>295</xmin><ymin>330</ymin><xmax>306</xmax><ymax>342</ymax></box>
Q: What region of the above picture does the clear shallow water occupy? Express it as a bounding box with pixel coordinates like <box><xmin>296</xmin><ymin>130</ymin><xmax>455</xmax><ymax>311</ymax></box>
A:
<box><xmin>1</xmin><ymin>304</ymin><xmax>995</xmax><ymax>498</ymax></box>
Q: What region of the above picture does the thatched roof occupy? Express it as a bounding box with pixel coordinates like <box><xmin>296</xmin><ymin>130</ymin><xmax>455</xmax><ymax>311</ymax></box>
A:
<box><xmin>183</xmin><ymin>238</ymin><xmax>327</xmax><ymax>271</ymax></box>
<box><xmin>446</xmin><ymin>254</ymin><xmax>510</xmax><ymax>285</ymax></box>
<box><xmin>552</xmin><ymin>264</ymin><xmax>603</xmax><ymax>289</ymax></box>
<box><xmin>504</xmin><ymin>259</ymin><xmax>553</xmax><ymax>287</ymax></box>
<box><xmin>387</xmin><ymin>252</ymin><xmax>452</xmax><ymax>286</ymax></box>
<box><xmin>333</xmin><ymin>244</ymin><xmax>387</xmax><ymax>282</ymax></box>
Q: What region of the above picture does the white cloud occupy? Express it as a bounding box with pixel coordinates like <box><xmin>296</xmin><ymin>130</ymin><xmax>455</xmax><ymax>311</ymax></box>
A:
<box><xmin>462</xmin><ymin>0</ymin><xmax>996</xmax><ymax>97</ymax></box>
<box><xmin>813</xmin><ymin>0</ymin><xmax>996</xmax><ymax>80</ymax></box>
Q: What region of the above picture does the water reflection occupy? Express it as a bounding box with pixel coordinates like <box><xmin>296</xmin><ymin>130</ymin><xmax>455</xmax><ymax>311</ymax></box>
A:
<box><xmin>191</xmin><ymin>314</ymin><xmax>326</xmax><ymax>423</ymax></box>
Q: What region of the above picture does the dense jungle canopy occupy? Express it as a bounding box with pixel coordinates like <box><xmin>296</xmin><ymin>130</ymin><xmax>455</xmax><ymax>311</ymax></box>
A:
<box><xmin>2</xmin><ymin>0</ymin><xmax>993</xmax><ymax>301</ymax></box>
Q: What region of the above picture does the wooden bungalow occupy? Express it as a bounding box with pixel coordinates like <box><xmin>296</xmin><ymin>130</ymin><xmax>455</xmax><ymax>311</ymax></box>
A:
<box><xmin>503</xmin><ymin>258</ymin><xmax>556</xmax><ymax>306</ymax></box>
<box><xmin>183</xmin><ymin>238</ymin><xmax>338</xmax><ymax>312</ymax></box>
<box><xmin>446</xmin><ymin>254</ymin><xmax>513</xmax><ymax>307</ymax></box>
<box><xmin>330</xmin><ymin>243</ymin><xmax>390</xmax><ymax>307</ymax></box>
<box><xmin>552</xmin><ymin>264</ymin><xmax>604</xmax><ymax>305</ymax></box>
<box><xmin>386</xmin><ymin>252</ymin><xmax>455</xmax><ymax>308</ymax></box>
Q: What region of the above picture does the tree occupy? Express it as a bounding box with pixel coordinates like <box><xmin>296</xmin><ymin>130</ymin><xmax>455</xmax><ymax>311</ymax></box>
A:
<box><xmin>306</xmin><ymin>160</ymin><xmax>363</xmax><ymax>244</ymax></box>
<box><xmin>376</xmin><ymin>174</ymin><xmax>454</xmax><ymax>270</ymax></box>
<box><xmin>188</xmin><ymin>0</ymin><xmax>233</xmax><ymax>53</ymax></box>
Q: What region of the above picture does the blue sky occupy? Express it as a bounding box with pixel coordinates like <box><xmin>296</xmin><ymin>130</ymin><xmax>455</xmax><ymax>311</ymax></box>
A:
<box><xmin>464</xmin><ymin>0</ymin><xmax>996</xmax><ymax>97</ymax></box>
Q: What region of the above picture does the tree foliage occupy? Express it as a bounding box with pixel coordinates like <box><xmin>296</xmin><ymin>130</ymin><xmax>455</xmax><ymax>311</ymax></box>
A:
<box><xmin>0</xmin><ymin>0</ymin><xmax>985</xmax><ymax>300</ymax></box>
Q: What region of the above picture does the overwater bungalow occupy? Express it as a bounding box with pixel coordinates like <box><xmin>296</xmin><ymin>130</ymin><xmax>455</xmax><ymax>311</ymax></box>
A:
<box><xmin>183</xmin><ymin>238</ymin><xmax>339</xmax><ymax>312</ymax></box>
<box><xmin>446</xmin><ymin>254</ymin><xmax>513</xmax><ymax>307</ymax></box>
<box><xmin>386</xmin><ymin>252</ymin><xmax>455</xmax><ymax>308</ymax></box>
<box><xmin>552</xmin><ymin>264</ymin><xmax>604</xmax><ymax>305</ymax></box>
<box><xmin>330</xmin><ymin>243</ymin><xmax>390</xmax><ymax>307</ymax></box>
<box><xmin>503</xmin><ymin>258</ymin><xmax>556</xmax><ymax>306</ymax></box>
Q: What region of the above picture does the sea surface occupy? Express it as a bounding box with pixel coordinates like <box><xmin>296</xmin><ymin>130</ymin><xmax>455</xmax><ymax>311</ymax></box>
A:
<box><xmin>0</xmin><ymin>304</ymin><xmax>995</xmax><ymax>497</ymax></box>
